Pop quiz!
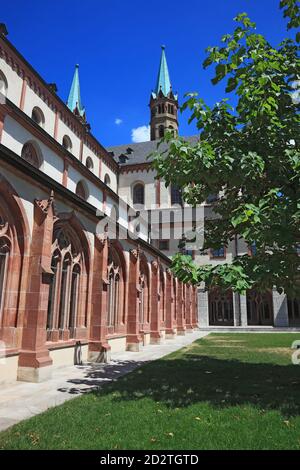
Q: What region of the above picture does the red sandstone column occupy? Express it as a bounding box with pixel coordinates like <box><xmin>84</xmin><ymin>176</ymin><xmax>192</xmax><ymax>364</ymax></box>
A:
<box><xmin>150</xmin><ymin>259</ymin><xmax>162</xmax><ymax>343</ymax></box>
<box><xmin>88</xmin><ymin>235</ymin><xmax>111</xmax><ymax>362</ymax></box>
<box><xmin>19</xmin><ymin>77</ymin><xmax>28</xmax><ymax>111</ymax></box>
<box><xmin>18</xmin><ymin>193</ymin><xmax>55</xmax><ymax>382</ymax></box>
<box><xmin>126</xmin><ymin>248</ymin><xmax>143</xmax><ymax>351</ymax></box>
<box><xmin>192</xmin><ymin>286</ymin><xmax>198</xmax><ymax>328</ymax></box>
<box><xmin>165</xmin><ymin>270</ymin><xmax>176</xmax><ymax>338</ymax></box>
<box><xmin>185</xmin><ymin>284</ymin><xmax>193</xmax><ymax>331</ymax></box>
<box><xmin>62</xmin><ymin>158</ymin><xmax>69</xmax><ymax>187</ymax></box>
<box><xmin>176</xmin><ymin>281</ymin><xmax>186</xmax><ymax>335</ymax></box>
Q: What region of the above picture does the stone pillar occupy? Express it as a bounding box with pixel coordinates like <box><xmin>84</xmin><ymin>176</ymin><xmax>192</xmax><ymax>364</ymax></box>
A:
<box><xmin>233</xmin><ymin>292</ymin><xmax>241</xmax><ymax>326</ymax></box>
<box><xmin>273</xmin><ymin>289</ymin><xmax>289</xmax><ymax>327</ymax></box>
<box><xmin>192</xmin><ymin>286</ymin><xmax>199</xmax><ymax>328</ymax></box>
<box><xmin>18</xmin><ymin>194</ymin><xmax>54</xmax><ymax>382</ymax></box>
<box><xmin>127</xmin><ymin>248</ymin><xmax>143</xmax><ymax>351</ymax></box>
<box><xmin>176</xmin><ymin>281</ymin><xmax>186</xmax><ymax>335</ymax></box>
<box><xmin>240</xmin><ymin>294</ymin><xmax>248</xmax><ymax>326</ymax></box>
<box><xmin>185</xmin><ymin>284</ymin><xmax>193</xmax><ymax>332</ymax></box>
<box><xmin>165</xmin><ymin>270</ymin><xmax>176</xmax><ymax>338</ymax></box>
<box><xmin>198</xmin><ymin>288</ymin><xmax>209</xmax><ymax>327</ymax></box>
<box><xmin>150</xmin><ymin>259</ymin><xmax>163</xmax><ymax>343</ymax></box>
<box><xmin>88</xmin><ymin>235</ymin><xmax>111</xmax><ymax>363</ymax></box>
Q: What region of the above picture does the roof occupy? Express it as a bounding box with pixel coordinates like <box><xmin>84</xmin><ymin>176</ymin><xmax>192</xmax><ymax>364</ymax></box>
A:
<box><xmin>67</xmin><ymin>64</ymin><xmax>85</xmax><ymax>118</ymax></box>
<box><xmin>107</xmin><ymin>135</ymin><xmax>199</xmax><ymax>166</ymax></box>
<box><xmin>151</xmin><ymin>46</ymin><xmax>178</xmax><ymax>100</ymax></box>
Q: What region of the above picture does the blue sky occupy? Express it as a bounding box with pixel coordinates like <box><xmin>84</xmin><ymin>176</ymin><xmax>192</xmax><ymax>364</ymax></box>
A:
<box><xmin>2</xmin><ymin>0</ymin><xmax>292</xmax><ymax>146</ymax></box>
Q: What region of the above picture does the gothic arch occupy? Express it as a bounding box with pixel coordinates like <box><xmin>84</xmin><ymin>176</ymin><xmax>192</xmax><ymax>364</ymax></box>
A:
<box><xmin>0</xmin><ymin>174</ymin><xmax>30</xmax><ymax>347</ymax></box>
<box><xmin>46</xmin><ymin>213</ymin><xmax>91</xmax><ymax>341</ymax></box>
<box><xmin>107</xmin><ymin>240</ymin><xmax>126</xmax><ymax>329</ymax></box>
<box><xmin>139</xmin><ymin>253</ymin><xmax>150</xmax><ymax>325</ymax></box>
<box><xmin>159</xmin><ymin>266</ymin><xmax>166</xmax><ymax>323</ymax></box>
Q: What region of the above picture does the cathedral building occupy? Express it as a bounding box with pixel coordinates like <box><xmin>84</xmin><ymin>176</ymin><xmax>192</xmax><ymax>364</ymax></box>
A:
<box><xmin>109</xmin><ymin>46</ymin><xmax>300</xmax><ymax>332</ymax></box>
<box><xmin>0</xmin><ymin>25</ymin><xmax>298</xmax><ymax>384</ymax></box>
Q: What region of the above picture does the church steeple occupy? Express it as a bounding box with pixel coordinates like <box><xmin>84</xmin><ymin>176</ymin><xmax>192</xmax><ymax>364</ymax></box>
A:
<box><xmin>150</xmin><ymin>46</ymin><xmax>178</xmax><ymax>141</ymax></box>
<box><xmin>67</xmin><ymin>64</ymin><xmax>86</xmax><ymax>122</ymax></box>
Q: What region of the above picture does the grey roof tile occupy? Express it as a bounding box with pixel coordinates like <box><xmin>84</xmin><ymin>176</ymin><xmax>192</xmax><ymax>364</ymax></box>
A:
<box><xmin>107</xmin><ymin>135</ymin><xmax>199</xmax><ymax>166</ymax></box>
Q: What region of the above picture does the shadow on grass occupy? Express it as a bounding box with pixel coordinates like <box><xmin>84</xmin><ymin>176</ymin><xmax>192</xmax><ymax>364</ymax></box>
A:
<box><xmin>75</xmin><ymin>355</ymin><xmax>300</xmax><ymax>418</ymax></box>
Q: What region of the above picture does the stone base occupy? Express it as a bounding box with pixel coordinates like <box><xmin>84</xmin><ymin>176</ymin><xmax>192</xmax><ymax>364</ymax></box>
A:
<box><xmin>88</xmin><ymin>349</ymin><xmax>111</xmax><ymax>363</ymax></box>
<box><xmin>177</xmin><ymin>328</ymin><xmax>186</xmax><ymax>336</ymax></box>
<box><xmin>150</xmin><ymin>331</ymin><xmax>163</xmax><ymax>344</ymax></box>
<box><xmin>17</xmin><ymin>365</ymin><xmax>52</xmax><ymax>383</ymax></box>
<box><xmin>126</xmin><ymin>341</ymin><xmax>143</xmax><ymax>352</ymax></box>
<box><xmin>88</xmin><ymin>342</ymin><xmax>111</xmax><ymax>363</ymax></box>
<box><xmin>165</xmin><ymin>328</ymin><xmax>177</xmax><ymax>339</ymax></box>
<box><xmin>185</xmin><ymin>326</ymin><xmax>194</xmax><ymax>333</ymax></box>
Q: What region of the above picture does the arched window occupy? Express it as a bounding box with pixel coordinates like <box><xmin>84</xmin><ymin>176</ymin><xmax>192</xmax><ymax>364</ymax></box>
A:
<box><xmin>21</xmin><ymin>142</ymin><xmax>42</xmax><ymax>169</ymax></box>
<box><xmin>160</xmin><ymin>268</ymin><xmax>165</xmax><ymax>322</ymax></box>
<box><xmin>208</xmin><ymin>288</ymin><xmax>234</xmax><ymax>326</ymax></box>
<box><xmin>62</xmin><ymin>135</ymin><xmax>72</xmax><ymax>151</ymax></box>
<box><xmin>159</xmin><ymin>125</ymin><xmax>164</xmax><ymax>138</ymax></box>
<box><xmin>31</xmin><ymin>107</ymin><xmax>45</xmax><ymax>127</ymax></box>
<box><xmin>47</xmin><ymin>225</ymin><xmax>87</xmax><ymax>340</ymax></box>
<box><xmin>107</xmin><ymin>245</ymin><xmax>125</xmax><ymax>329</ymax></box>
<box><xmin>171</xmin><ymin>185</ymin><xmax>182</xmax><ymax>205</ymax></box>
<box><xmin>247</xmin><ymin>290</ymin><xmax>273</xmax><ymax>326</ymax></box>
<box><xmin>104</xmin><ymin>174</ymin><xmax>111</xmax><ymax>187</ymax></box>
<box><xmin>0</xmin><ymin>70</ymin><xmax>8</xmax><ymax>97</ymax></box>
<box><xmin>76</xmin><ymin>180</ymin><xmax>88</xmax><ymax>200</ymax></box>
<box><xmin>133</xmin><ymin>183</ymin><xmax>144</xmax><ymax>205</ymax></box>
<box><xmin>85</xmin><ymin>157</ymin><xmax>94</xmax><ymax>171</ymax></box>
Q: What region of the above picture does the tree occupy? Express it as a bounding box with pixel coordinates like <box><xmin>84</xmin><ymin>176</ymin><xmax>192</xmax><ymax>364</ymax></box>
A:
<box><xmin>151</xmin><ymin>0</ymin><xmax>300</xmax><ymax>295</ymax></box>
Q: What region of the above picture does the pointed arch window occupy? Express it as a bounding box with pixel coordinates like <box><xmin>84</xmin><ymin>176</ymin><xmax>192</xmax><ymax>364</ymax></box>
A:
<box><xmin>159</xmin><ymin>125</ymin><xmax>164</xmax><ymax>138</ymax></box>
<box><xmin>133</xmin><ymin>183</ymin><xmax>145</xmax><ymax>205</ymax></box>
<box><xmin>107</xmin><ymin>266</ymin><xmax>120</xmax><ymax>327</ymax></box>
<box><xmin>47</xmin><ymin>227</ymin><xmax>84</xmax><ymax>341</ymax></box>
<box><xmin>106</xmin><ymin>246</ymin><xmax>125</xmax><ymax>329</ymax></box>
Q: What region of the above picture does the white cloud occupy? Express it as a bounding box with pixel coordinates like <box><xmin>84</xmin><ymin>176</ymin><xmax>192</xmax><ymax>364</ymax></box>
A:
<box><xmin>115</xmin><ymin>118</ymin><xmax>123</xmax><ymax>125</ymax></box>
<box><xmin>131</xmin><ymin>125</ymin><xmax>150</xmax><ymax>143</ymax></box>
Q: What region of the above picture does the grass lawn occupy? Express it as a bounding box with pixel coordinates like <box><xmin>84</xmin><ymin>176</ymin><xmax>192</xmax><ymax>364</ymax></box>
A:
<box><xmin>1</xmin><ymin>333</ymin><xmax>300</xmax><ymax>450</ymax></box>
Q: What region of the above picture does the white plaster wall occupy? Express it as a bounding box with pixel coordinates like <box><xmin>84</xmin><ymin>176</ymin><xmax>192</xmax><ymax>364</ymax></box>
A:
<box><xmin>23</xmin><ymin>85</ymin><xmax>56</xmax><ymax>136</ymax></box>
<box><xmin>2</xmin><ymin>115</ymin><xmax>64</xmax><ymax>183</ymax></box>
<box><xmin>101</xmin><ymin>162</ymin><xmax>117</xmax><ymax>192</ymax></box>
<box><xmin>56</xmin><ymin>119</ymin><xmax>81</xmax><ymax>159</ymax></box>
<box><xmin>119</xmin><ymin>169</ymin><xmax>157</xmax><ymax>209</ymax></box>
<box><xmin>82</xmin><ymin>144</ymin><xmax>100</xmax><ymax>177</ymax></box>
<box><xmin>0</xmin><ymin>165</ymin><xmax>55</xmax><ymax>235</ymax></box>
<box><xmin>67</xmin><ymin>166</ymin><xmax>102</xmax><ymax>211</ymax></box>
<box><xmin>0</xmin><ymin>58</ymin><xmax>23</xmax><ymax>106</ymax></box>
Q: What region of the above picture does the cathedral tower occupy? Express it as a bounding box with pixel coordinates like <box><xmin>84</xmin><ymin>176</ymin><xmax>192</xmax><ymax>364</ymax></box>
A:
<box><xmin>150</xmin><ymin>46</ymin><xmax>178</xmax><ymax>141</ymax></box>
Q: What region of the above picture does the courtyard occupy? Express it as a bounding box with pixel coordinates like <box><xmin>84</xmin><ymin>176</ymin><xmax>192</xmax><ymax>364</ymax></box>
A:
<box><xmin>0</xmin><ymin>332</ymin><xmax>299</xmax><ymax>450</ymax></box>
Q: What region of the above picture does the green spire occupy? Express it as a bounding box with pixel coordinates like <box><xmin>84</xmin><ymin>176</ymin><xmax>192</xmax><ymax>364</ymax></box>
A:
<box><xmin>67</xmin><ymin>64</ymin><xmax>85</xmax><ymax>118</ymax></box>
<box><xmin>154</xmin><ymin>45</ymin><xmax>172</xmax><ymax>97</ymax></box>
